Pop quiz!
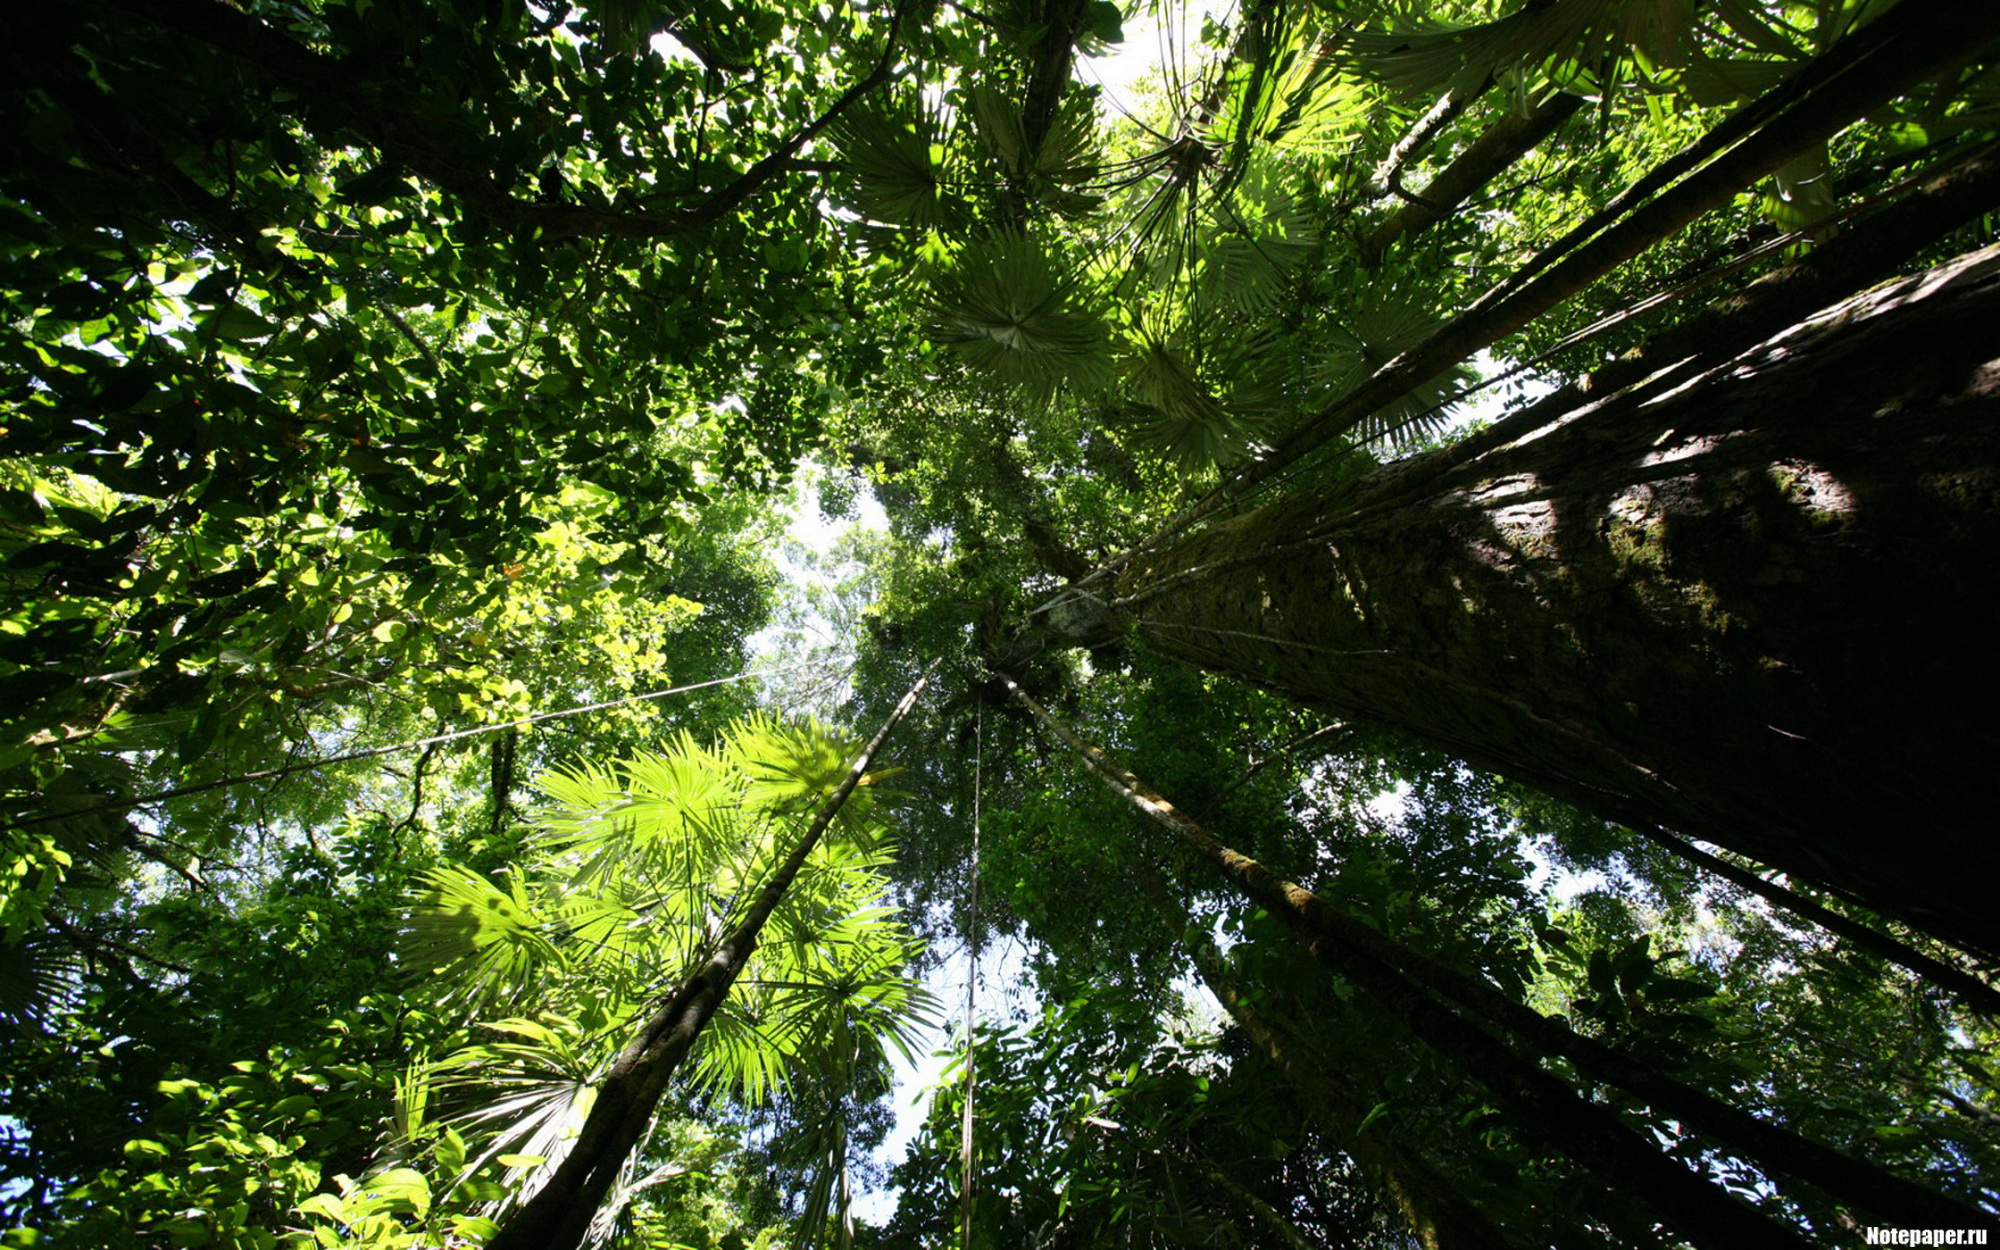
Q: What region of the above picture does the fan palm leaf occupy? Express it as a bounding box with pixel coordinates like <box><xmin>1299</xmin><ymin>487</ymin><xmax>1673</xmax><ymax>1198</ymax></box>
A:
<box><xmin>928</xmin><ymin>231</ymin><xmax>1115</xmax><ymax>396</ymax></box>
<box><xmin>0</xmin><ymin>931</ymin><xmax>83</xmax><ymax>1032</ymax></box>
<box><xmin>1344</xmin><ymin>0</ymin><xmax>1696</xmax><ymax>99</ymax></box>
<box><xmin>426</xmin><ymin>1012</ymin><xmax>611</xmax><ymax>1215</ymax></box>
<box><xmin>729</xmin><ymin>714</ymin><xmax>858</xmax><ymax>815</ymax></box>
<box><xmin>835</xmin><ymin>104</ymin><xmax>969</xmax><ymax>231</ymax></box>
<box><xmin>1114</xmin><ymin>327</ymin><xmax>1284</xmax><ymax>472</ymax></box>
<box><xmin>399</xmin><ymin>716</ymin><xmax>931</xmax><ymax>1244</ymax></box>
<box><xmin>402</xmin><ymin>866</ymin><xmax>561</xmax><ymax>1006</ymax></box>
<box><xmin>1309</xmin><ymin>295</ymin><xmax>1476</xmax><ymax>450</ymax></box>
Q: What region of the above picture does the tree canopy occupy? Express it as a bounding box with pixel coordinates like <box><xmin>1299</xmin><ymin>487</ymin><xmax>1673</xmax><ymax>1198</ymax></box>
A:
<box><xmin>4</xmin><ymin>0</ymin><xmax>1999</xmax><ymax>1246</ymax></box>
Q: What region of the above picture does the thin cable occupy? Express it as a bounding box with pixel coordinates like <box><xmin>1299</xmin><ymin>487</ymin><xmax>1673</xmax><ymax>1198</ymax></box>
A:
<box><xmin>959</xmin><ymin>707</ymin><xmax>982</xmax><ymax>1250</ymax></box>
<box><xmin>3</xmin><ymin>660</ymin><xmax>836</xmax><ymax>832</ymax></box>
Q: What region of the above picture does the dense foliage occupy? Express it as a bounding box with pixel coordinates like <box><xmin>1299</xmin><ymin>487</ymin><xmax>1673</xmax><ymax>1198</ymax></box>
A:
<box><xmin>4</xmin><ymin>0</ymin><xmax>1999</xmax><ymax>1246</ymax></box>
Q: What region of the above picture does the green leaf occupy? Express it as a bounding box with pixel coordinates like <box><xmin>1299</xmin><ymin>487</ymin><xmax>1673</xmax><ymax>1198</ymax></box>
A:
<box><xmin>361</xmin><ymin>1167</ymin><xmax>432</xmax><ymax>1217</ymax></box>
<box><xmin>927</xmin><ymin>232</ymin><xmax>1112</xmax><ymax>396</ymax></box>
<box><xmin>207</xmin><ymin>305</ymin><xmax>280</xmax><ymax>341</ymax></box>
<box><xmin>122</xmin><ymin>1139</ymin><xmax>172</xmax><ymax>1162</ymax></box>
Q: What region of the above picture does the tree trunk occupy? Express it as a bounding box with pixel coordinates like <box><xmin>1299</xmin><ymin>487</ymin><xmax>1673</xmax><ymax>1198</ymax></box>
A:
<box><xmin>1358</xmin><ymin>91</ymin><xmax>1583</xmax><ymax>268</ymax></box>
<box><xmin>486</xmin><ymin>663</ymin><xmax>936</xmax><ymax>1250</ymax></box>
<box><xmin>1148</xmin><ymin>866</ymin><xmax>1519</xmax><ymax>1250</ymax></box>
<box><xmin>1631</xmin><ymin>825</ymin><xmax>2000</xmax><ymax>1018</ymax></box>
<box><xmin>1120</xmin><ymin>245</ymin><xmax>2000</xmax><ymax>959</ymax></box>
<box><xmin>1000</xmin><ymin>675</ymin><xmax>1820</xmax><ymax>1250</ymax></box>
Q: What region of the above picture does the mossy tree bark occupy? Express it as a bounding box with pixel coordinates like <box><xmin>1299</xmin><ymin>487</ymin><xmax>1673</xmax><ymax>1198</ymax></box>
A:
<box><xmin>1120</xmin><ymin>246</ymin><xmax>2000</xmax><ymax>959</ymax></box>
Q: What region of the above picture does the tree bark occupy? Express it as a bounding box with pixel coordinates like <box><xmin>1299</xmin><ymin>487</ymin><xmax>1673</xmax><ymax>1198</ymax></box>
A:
<box><xmin>1000</xmin><ymin>674</ymin><xmax>1821</xmax><ymax>1250</ymax></box>
<box><xmin>1120</xmin><ymin>244</ymin><xmax>2000</xmax><ymax>961</ymax></box>
<box><xmin>1146</xmin><ymin>866</ymin><xmax>1518</xmax><ymax>1250</ymax></box>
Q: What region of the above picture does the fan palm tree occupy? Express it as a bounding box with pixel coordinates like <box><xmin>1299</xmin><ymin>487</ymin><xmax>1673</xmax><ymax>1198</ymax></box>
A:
<box><xmin>397</xmin><ymin>673</ymin><xmax>939</xmax><ymax>1249</ymax></box>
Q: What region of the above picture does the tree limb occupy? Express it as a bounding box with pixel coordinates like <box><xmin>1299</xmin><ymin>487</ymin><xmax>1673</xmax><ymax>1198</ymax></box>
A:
<box><xmin>1200</xmin><ymin>721</ymin><xmax>1354</xmax><ymax>816</ymax></box>
<box><xmin>1360</xmin><ymin>91</ymin><xmax>1583</xmax><ymax>266</ymax></box>
<box><xmin>99</xmin><ymin>0</ymin><xmax>912</xmax><ymax>240</ymax></box>
<box><xmin>1635</xmin><ymin>825</ymin><xmax>2000</xmax><ymax>1019</ymax></box>
<box><xmin>47</xmin><ymin>913</ymin><xmax>194</xmax><ymax>977</ymax></box>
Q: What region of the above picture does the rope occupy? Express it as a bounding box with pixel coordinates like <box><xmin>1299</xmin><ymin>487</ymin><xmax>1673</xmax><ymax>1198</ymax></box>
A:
<box><xmin>3</xmin><ymin>659</ymin><xmax>836</xmax><ymax>832</ymax></box>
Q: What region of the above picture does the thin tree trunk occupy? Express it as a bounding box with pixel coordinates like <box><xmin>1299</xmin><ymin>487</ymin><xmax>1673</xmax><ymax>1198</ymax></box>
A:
<box><xmin>1124</xmin><ymin>4</ymin><xmax>2000</xmax><ymax>557</ymax></box>
<box><xmin>999</xmin><ymin>673</ymin><xmax>1813</xmax><ymax>1250</ymax></box>
<box><xmin>1397</xmin><ymin>139</ymin><xmax>2000</xmax><ymax>508</ymax></box>
<box><xmin>1004</xmin><ymin>675</ymin><xmax>2000</xmax><ymax>1240</ymax></box>
<box><xmin>961</xmin><ymin>711</ymin><xmax>983</xmax><ymax>1250</ymax></box>
<box><xmin>1358</xmin><ymin>91</ymin><xmax>1584</xmax><ymax>267</ymax></box>
<box><xmin>1122</xmin><ymin>242</ymin><xmax>2000</xmax><ymax>961</ymax></box>
<box><xmin>1140</xmin><ymin>866</ymin><xmax>1517</xmax><ymax>1250</ymax></box>
<box><xmin>1632</xmin><ymin>825</ymin><xmax>2000</xmax><ymax>1018</ymax></box>
<box><xmin>1196</xmin><ymin>1158</ymin><xmax>1319</xmax><ymax>1250</ymax></box>
<box><xmin>487</xmin><ymin>662</ymin><xmax>938</xmax><ymax>1250</ymax></box>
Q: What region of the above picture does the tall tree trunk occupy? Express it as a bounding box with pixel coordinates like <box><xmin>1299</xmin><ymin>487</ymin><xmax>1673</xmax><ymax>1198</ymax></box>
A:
<box><xmin>1153</xmin><ymin>3</ymin><xmax>2000</xmax><ymax>525</ymax></box>
<box><xmin>1141</xmin><ymin>866</ymin><xmax>1519</xmax><ymax>1250</ymax></box>
<box><xmin>487</xmin><ymin>663</ymin><xmax>937</xmax><ymax>1250</ymax></box>
<box><xmin>1120</xmin><ymin>244</ymin><xmax>2000</xmax><ymax>959</ymax></box>
<box><xmin>1178</xmin><ymin>915</ymin><xmax>1674</xmax><ymax>1250</ymax></box>
<box><xmin>1631</xmin><ymin>825</ymin><xmax>2000</xmax><ymax>1018</ymax></box>
<box><xmin>1002</xmin><ymin>675</ymin><xmax>1999</xmax><ymax>1239</ymax></box>
<box><xmin>1001</xmin><ymin>676</ymin><xmax>1816</xmax><ymax>1250</ymax></box>
<box><xmin>1196</xmin><ymin>1158</ymin><xmax>1320</xmax><ymax>1250</ymax></box>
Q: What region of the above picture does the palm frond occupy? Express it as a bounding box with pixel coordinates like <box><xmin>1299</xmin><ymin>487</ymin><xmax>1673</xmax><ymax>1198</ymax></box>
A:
<box><xmin>429</xmin><ymin>1012</ymin><xmax>611</xmax><ymax>1214</ymax></box>
<box><xmin>788</xmin><ymin>1097</ymin><xmax>851</xmax><ymax>1250</ymax></box>
<box><xmin>688</xmin><ymin>995</ymin><xmax>797</xmax><ymax>1104</ymax></box>
<box><xmin>1344</xmin><ymin>0</ymin><xmax>1696</xmax><ymax>99</ymax></box>
<box><xmin>402</xmin><ymin>866</ymin><xmax>561</xmax><ymax>1004</ymax></box>
<box><xmin>969</xmin><ymin>81</ymin><xmax>1031</xmax><ymax>174</ymax></box>
<box><xmin>1022</xmin><ymin>96</ymin><xmax>1108</xmax><ymax>217</ymax></box>
<box><xmin>928</xmin><ymin>231</ymin><xmax>1115</xmax><ymax>397</ymax></box>
<box><xmin>0</xmin><ymin>932</ymin><xmax>83</xmax><ymax>1032</ymax></box>
<box><xmin>1113</xmin><ymin>333</ymin><xmax>1278</xmax><ymax>472</ymax></box>
<box><xmin>1194</xmin><ymin>166</ymin><xmax>1315</xmax><ymax>315</ymax></box>
<box><xmin>1205</xmin><ymin>17</ymin><xmax>1367</xmax><ymax>161</ymax></box>
<box><xmin>1673</xmin><ymin>52</ymin><xmax>1799</xmax><ymax>107</ymax></box>
<box><xmin>394</xmin><ymin>715</ymin><xmax>933</xmax><ymax>1236</ymax></box>
<box><xmin>729</xmin><ymin>714</ymin><xmax>857</xmax><ymax>814</ymax></box>
<box><xmin>834</xmin><ymin>105</ymin><xmax>967</xmax><ymax>230</ymax></box>
<box><xmin>1309</xmin><ymin>297</ymin><xmax>1475</xmax><ymax>450</ymax></box>
<box><xmin>537</xmin><ymin>736</ymin><xmax>745</xmax><ymax>891</ymax></box>
<box><xmin>553</xmin><ymin>888</ymin><xmax>689</xmax><ymax>982</ymax></box>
